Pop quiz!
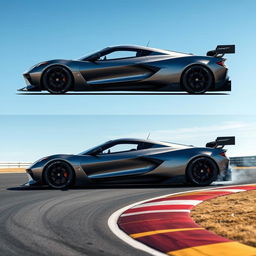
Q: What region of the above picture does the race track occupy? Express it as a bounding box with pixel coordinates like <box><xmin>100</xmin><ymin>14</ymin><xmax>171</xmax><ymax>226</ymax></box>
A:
<box><xmin>0</xmin><ymin>173</ymin><xmax>255</xmax><ymax>256</ymax></box>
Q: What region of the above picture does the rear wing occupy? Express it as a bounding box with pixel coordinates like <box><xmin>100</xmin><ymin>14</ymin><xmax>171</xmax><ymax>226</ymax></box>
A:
<box><xmin>207</xmin><ymin>45</ymin><xmax>235</xmax><ymax>57</ymax></box>
<box><xmin>206</xmin><ymin>136</ymin><xmax>235</xmax><ymax>148</ymax></box>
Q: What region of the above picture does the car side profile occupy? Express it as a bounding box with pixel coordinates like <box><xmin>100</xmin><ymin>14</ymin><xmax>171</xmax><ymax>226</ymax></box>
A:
<box><xmin>25</xmin><ymin>136</ymin><xmax>235</xmax><ymax>189</ymax></box>
<box><xmin>20</xmin><ymin>44</ymin><xmax>235</xmax><ymax>94</ymax></box>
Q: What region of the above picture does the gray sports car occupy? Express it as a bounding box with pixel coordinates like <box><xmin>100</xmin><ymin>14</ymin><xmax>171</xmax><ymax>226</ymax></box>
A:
<box><xmin>20</xmin><ymin>44</ymin><xmax>235</xmax><ymax>94</ymax></box>
<box><xmin>25</xmin><ymin>137</ymin><xmax>235</xmax><ymax>189</ymax></box>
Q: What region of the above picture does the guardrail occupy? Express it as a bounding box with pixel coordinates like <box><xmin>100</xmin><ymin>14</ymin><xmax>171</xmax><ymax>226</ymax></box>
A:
<box><xmin>0</xmin><ymin>163</ymin><xmax>32</xmax><ymax>168</ymax></box>
<box><xmin>0</xmin><ymin>156</ymin><xmax>256</xmax><ymax>169</ymax></box>
<box><xmin>230</xmin><ymin>156</ymin><xmax>256</xmax><ymax>167</ymax></box>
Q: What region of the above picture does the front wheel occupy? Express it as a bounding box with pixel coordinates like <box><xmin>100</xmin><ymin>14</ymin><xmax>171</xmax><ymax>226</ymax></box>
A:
<box><xmin>182</xmin><ymin>65</ymin><xmax>213</xmax><ymax>94</ymax></box>
<box><xmin>44</xmin><ymin>161</ymin><xmax>74</xmax><ymax>189</ymax></box>
<box><xmin>186</xmin><ymin>157</ymin><xmax>218</xmax><ymax>186</ymax></box>
<box><xmin>42</xmin><ymin>66</ymin><xmax>73</xmax><ymax>94</ymax></box>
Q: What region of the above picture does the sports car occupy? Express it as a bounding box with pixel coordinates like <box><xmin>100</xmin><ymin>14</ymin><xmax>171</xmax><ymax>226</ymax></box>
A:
<box><xmin>19</xmin><ymin>44</ymin><xmax>235</xmax><ymax>94</ymax></box>
<box><xmin>25</xmin><ymin>136</ymin><xmax>235</xmax><ymax>189</ymax></box>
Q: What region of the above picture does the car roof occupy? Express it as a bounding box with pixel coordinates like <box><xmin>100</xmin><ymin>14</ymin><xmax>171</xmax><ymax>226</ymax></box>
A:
<box><xmin>80</xmin><ymin>138</ymin><xmax>192</xmax><ymax>155</ymax></box>
<box><xmin>107</xmin><ymin>138</ymin><xmax>189</xmax><ymax>148</ymax></box>
<box><xmin>103</xmin><ymin>45</ymin><xmax>181</xmax><ymax>56</ymax></box>
<box><xmin>80</xmin><ymin>45</ymin><xmax>191</xmax><ymax>61</ymax></box>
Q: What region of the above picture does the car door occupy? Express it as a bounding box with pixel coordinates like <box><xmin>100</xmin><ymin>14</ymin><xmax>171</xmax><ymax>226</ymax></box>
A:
<box><xmin>80</xmin><ymin>144</ymin><xmax>157</xmax><ymax>181</ymax></box>
<box><xmin>82</xmin><ymin>50</ymin><xmax>154</xmax><ymax>89</ymax></box>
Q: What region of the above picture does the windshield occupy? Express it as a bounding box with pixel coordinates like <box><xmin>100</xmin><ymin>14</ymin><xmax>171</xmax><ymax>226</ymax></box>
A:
<box><xmin>77</xmin><ymin>47</ymin><xmax>182</xmax><ymax>61</ymax></box>
<box><xmin>78</xmin><ymin>47</ymin><xmax>109</xmax><ymax>61</ymax></box>
<box><xmin>78</xmin><ymin>141</ymin><xmax>111</xmax><ymax>155</ymax></box>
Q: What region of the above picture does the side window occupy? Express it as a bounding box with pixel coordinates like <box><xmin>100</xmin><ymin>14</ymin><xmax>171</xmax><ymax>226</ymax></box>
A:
<box><xmin>102</xmin><ymin>143</ymin><xmax>138</xmax><ymax>154</ymax></box>
<box><xmin>100</xmin><ymin>50</ymin><xmax>137</xmax><ymax>61</ymax></box>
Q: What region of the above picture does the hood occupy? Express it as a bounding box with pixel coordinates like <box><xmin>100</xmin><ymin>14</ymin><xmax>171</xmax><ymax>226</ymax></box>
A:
<box><xmin>29</xmin><ymin>154</ymin><xmax>74</xmax><ymax>168</ymax></box>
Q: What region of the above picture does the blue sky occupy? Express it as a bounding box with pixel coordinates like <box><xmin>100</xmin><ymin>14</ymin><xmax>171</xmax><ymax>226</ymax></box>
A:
<box><xmin>0</xmin><ymin>1</ymin><xmax>256</xmax><ymax>161</ymax></box>
<box><xmin>0</xmin><ymin>0</ymin><xmax>256</xmax><ymax>114</ymax></box>
<box><xmin>0</xmin><ymin>115</ymin><xmax>256</xmax><ymax>162</ymax></box>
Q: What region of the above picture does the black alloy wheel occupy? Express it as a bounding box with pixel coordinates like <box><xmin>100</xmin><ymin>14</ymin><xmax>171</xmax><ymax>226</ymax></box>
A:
<box><xmin>182</xmin><ymin>65</ymin><xmax>213</xmax><ymax>94</ymax></box>
<box><xmin>42</xmin><ymin>66</ymin><xmax>73</xmax><ymax>94</ymax></box>
<box><xmin>186</xmin><ymin>157</ymin><xmax>218</xmax><ymax>186</ymax></box>
<box><xmin>44</xmin><ymin>161</ymin><xmax>74</xmax><ymax>189</ymax></box>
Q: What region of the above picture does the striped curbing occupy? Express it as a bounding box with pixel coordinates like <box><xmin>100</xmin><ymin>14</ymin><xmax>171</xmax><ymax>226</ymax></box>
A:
<box><xmin>113</xmin><ymin>184</ymin><xmax>256</xmax><ymax>256</ymax></box>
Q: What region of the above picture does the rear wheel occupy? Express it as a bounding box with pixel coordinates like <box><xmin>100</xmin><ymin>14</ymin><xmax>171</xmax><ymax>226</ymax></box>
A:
<box><xmin>42</xmin><ymin>66</ymin><xmax>73</xmax><ymax>94</ymax></box>
<box><xmin>186</xmin><ymin>157</ymin><xmax>218</xmax><ymax>186</ymax></box>
<box><xmin>182</xmin><ymin>65</ymin><xmax>213</xmax><ymax>94</ymax></box>
<box><xmin>44</xmin><ymin>161</ymin><xmax>74</xmax><ymax>189</ymax></box>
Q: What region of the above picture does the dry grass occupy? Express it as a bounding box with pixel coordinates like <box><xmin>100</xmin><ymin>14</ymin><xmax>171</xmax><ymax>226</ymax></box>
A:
<box><xmin>191</xmin><ymin>190</ymin><xmax>256</xmax><ymax>247</ymax></box>
<box><xmin>0</xmin><ymin>168</ymin><xmax>26</xmax><ymax>173</ymax></box>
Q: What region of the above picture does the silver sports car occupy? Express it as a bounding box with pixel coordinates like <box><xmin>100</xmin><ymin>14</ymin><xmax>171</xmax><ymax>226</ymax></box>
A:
<box><xmin>25</xmin><ymin>137</ymin><xmax>235</xmax><ymax>189</ymax></box>
<box><xmin>20</xmin><ymin>44</ymin><xmax>235</xmax><ymax>94</ymax></box>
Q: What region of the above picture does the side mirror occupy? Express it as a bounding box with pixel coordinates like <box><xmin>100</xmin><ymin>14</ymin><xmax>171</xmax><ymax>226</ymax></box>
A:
<box><xmin>89</xmin><ymin>147</ymin><xmax>102</xmax><ymax>156</ymax></box>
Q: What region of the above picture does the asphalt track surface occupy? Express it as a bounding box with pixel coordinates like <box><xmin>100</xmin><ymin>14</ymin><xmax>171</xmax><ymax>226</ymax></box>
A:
<box><xmin>0</xmin><ymin>173</ymin><xmax>254</xmax><ymax>256</ymax></box>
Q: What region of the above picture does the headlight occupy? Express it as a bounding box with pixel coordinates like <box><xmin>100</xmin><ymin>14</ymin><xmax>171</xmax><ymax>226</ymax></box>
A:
<box><xmin>28</xmin><ymin>157</ymin><xmax>48</xmax><ymax>168</ymax></box>
<box><xmin>25</xmin><ymin>62</ymin><xmax>49</xmax><ymax>73</ymax></box>
<box><xmin>36</xmin><ymin>61</ymin><xmax>49</xmax><ymax>68</ymax></box>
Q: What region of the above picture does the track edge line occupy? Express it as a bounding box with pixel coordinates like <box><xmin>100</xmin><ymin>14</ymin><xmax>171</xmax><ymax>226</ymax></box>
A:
<box><xmin>108</xmin><ymin>183</ymin><xmax>256</xmax><ymax>256</ymax></box>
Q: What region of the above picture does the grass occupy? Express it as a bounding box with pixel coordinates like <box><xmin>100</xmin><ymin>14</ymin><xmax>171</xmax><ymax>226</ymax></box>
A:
<box><xmin>0</xmin><ymin>168</ymin><xmax>26</xmax><ymax>173</ymax></box>
<box><xmin>191</xmin><ymin>190</ymin><xmax>256</xmax><ymax>247</ymax></box>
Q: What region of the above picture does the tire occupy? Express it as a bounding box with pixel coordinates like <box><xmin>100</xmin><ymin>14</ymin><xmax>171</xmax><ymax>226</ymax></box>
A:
<box><xmin>44</xmin><ymin>161</ymin><xmax>74</xmax><ymax>189</ymax></box>
<box><xmin>42</xmin><ymin>66</ymin><xmax>73</xmax><ymax>94</ymax></box>
<box><xmin>182</xmin><ymin>65</ymin><xmax>213</xmax><ymax>94</ymax></box>
<box><xmin>186</xmin><ymin>157</ymin><xmax>218</xmax><ymax>186</ymax></box>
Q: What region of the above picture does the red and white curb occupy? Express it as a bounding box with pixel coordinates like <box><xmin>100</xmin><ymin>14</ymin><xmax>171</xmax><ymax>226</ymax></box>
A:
<box><xmin>108</xmin><ymin>184</ymin><xmax>256</xmax><ymax>256</ymax></box>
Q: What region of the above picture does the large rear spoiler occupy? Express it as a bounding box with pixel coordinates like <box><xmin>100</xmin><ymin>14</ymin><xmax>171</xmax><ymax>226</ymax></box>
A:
<box><xmin>207</xmin><ymin>45</ymin><xmax>235</xmax><ymax>57</ymax></box>
<box><xmin>206</xmin><ymin>136</ymin><xmax>235</xmax><ymax>148</ymax></box>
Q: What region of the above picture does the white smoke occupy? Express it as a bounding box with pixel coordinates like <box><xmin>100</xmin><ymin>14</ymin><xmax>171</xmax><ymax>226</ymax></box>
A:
<box><xmin>213</xmin><ymin>166</ymin><xmax>256</xmax><ymax>186</ymax></box>
<box><xmin>230</xmin><ymin>167</ymin><xmax>256</xmax><ymax>183</ymax></box>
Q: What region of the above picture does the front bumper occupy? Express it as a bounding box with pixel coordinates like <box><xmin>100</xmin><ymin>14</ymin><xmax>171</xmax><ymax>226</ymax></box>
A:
<box><xmin>18</xmin><ymin>84</ymin><xmax>40</xmax><ymax>92</ymax></box>
<box><xmin>22</xmin><ymin>169</ymin><xmax>40</xmax><ymax>186</ymax></box>
<box><xmin>18</xmin><ymin>73</ymin><xmax>41</xmax><ymax>92</ymax></box>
